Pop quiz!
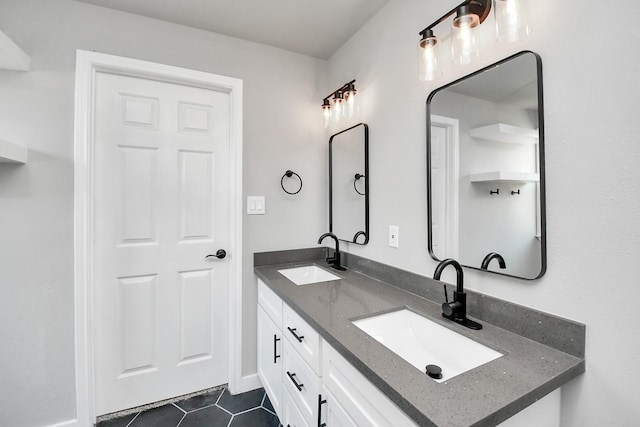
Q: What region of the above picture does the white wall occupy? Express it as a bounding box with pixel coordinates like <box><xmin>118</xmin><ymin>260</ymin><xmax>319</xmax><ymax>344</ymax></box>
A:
<box><xmin>328</xmin><ymin>0</ymin><xmax>640</xmax><ymax>425</ymax></box>
<box><xmin>0</xmin><ymin>0</ymin><xmax>326</xmax><ymax>425</ymax></box>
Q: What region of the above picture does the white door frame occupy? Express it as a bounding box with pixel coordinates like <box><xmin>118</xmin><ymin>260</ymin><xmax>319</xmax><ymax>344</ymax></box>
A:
<box><xmin>430</xmin><ymin>114</ymin><xmax>459</xmax><ymax>259</ymax></box>
<box><xmin>73</xmin><ymin>50</ymin><xmax>243</xmax><ymax>426</ymax></box>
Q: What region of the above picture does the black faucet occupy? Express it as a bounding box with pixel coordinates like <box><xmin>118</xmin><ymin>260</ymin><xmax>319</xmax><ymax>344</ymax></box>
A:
<box><xmin>481</xmin><ymin>252</ymin><xmax>506</xmax><ymax>270</ymax></box>
<box><xmin>318</xmin><ymin>232</ymin><xmax>346</xmax><ymax>271</ymax></box>
<box><xmin>433</xmin><ymin>258</ymin><xmax>482</xmax><ymax>330</ymax></box>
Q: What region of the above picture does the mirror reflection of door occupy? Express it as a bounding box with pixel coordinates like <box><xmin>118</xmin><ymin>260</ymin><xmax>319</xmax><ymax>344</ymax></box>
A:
<box><xmin>329</xmin><ymin>123</ymin><xmax>369</xmax><ymax>244</ymax></box>
<box><xmin>430</xmin><ymin>116</ymin><xmax>459</xmax><ymax>260</ymax></box>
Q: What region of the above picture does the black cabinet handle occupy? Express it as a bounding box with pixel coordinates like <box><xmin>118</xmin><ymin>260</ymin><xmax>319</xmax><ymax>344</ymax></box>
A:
<box><xmin>273</xmin><ymin>335</ymin><xmax>280</xmax><ymax>364</ymax></box>
<box><xmin>318</xmin><ymin>394</ymin><xmax>327</xmax><ymax>427</ymax></box>
<box><xmin>287</xmin><ymin>326</ymin><xmax>304</xmax><ymax>343</ymax></box>
<box><xmin>286</xmin><ymin>371</ymin><xmax>304</xmax><ymax>391</ymax></box>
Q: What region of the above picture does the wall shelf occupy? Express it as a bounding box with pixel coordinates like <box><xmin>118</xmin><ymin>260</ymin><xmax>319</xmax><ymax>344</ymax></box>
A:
<box><xmin>0</xmin><ymin>140</ymin><xmax>27</xmax><ymax>164</ymax></box>
<box><xmin>469</xmin><ymin>171</ymin><xmax>539</xmax><ymax>183</ymax></box>
<box><xmin>470</xmin><ymin>123</ymin><xmax>538</xmax><ymax>145</ymax></box>
<box><xmin>0</xmin><ymin>29</ymin><xmax>30</xmax><ymax>71</ymax></box>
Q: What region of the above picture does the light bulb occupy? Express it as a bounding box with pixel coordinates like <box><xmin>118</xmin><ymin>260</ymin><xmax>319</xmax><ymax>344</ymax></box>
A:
<box><xmin>452</xmin><ymin>9</ymin><xmax>480</xmax><ymax>65</ymax></box>
<box><xmin>418</xmin><ymin>30</ymin><xmax>440</xmax><ymax>81</ymax></box>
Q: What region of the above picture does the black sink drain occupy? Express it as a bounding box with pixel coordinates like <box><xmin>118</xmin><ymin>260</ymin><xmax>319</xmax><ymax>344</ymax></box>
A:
<box><xmin>425</xmin><ymin>364</ymin><xmax>442</xmax><ymax>379</ymax></box>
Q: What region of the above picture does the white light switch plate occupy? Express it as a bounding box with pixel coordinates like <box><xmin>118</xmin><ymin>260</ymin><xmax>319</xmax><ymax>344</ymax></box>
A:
<box><xmin>247</xmin><ymin>196</ymin><xmax>265</xmax><ymax>215</ymax></box>
<box><xmin>389</xmin><ymin>225</ymin><xmax>399</xmax><ymax>248</ymax></box>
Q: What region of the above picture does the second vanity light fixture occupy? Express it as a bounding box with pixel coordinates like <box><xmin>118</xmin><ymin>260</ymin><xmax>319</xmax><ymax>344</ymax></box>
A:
<box><xmin>417</xmin><ymin>0</ymin><xmax>531</xmax><ymax>81</ymax></box>
<box><xmin>322</xmin><ymin>80</ymin><xmax>357</xmax><ymax>128</ymax></box>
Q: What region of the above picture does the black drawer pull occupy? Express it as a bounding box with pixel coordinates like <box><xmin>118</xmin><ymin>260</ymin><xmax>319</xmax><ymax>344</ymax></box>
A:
<box><xmin>287</xmin><ymin>326</ymin><xmax>304</xmax><ymax>343</ymax></box>
<box><xmin>273</xmin><ymin>335</ymin><xmax>280</xmax><ymax>364</ymax></box>
<box><xmin>318</xmin><ymin>394</ymin><xmax>327</xmax><ymax>427</ymax></box>
<box><xmin>286</xmin><ymin>371</ymin><xmax>304</xmax><ymax>391</ymax></box>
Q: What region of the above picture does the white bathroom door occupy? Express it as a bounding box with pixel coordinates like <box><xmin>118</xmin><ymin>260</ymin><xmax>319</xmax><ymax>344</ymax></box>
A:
<box><xmin>92</xmin><ymin>71</ymin><xmax>231</xmax><ymax>415</ymax></box>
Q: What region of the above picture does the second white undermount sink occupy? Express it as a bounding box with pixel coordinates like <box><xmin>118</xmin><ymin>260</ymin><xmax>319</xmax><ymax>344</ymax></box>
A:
<box><xmin>277</xmin><ymin>265</ymin><xmax>340</xmax><ymax>285</ymax></box>
<box><xmin>352</xmin><ymin>308</ymin><xmax>503</xmax><ymax>382</ymax></box>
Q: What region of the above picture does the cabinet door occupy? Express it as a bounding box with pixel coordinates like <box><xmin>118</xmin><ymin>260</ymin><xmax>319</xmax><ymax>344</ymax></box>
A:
<box><xmin>257</xmin><ymin>306</ymin><xmax>283</xmax><ymax>419</ymax></box>
<box><xmin>318</xmin><ymin>385</ymin><xmax>357</xmax><ymax>427</ymax></box>
<box><xmin>322</xmin><ymin>341</ymin><xmax>418</xmax><ymax>427</ymax></box>
<box><xmin>283</xmin><ymin>387</ymin><xmax>310</xmax><ymax>427</ymax></box>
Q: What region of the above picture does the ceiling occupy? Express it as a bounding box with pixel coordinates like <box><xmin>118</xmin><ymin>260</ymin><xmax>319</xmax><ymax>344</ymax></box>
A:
<box><xmin>77</xmin><ymin>0</ymin><xmax>390</xmax><ymax>59</ymax></box>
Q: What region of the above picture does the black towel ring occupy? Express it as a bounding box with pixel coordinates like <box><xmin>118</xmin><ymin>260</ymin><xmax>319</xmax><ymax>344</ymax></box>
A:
<box><xmin>354</xmin><ymin>173</ymin><xmax>366</xmax><ymax>196</ymax></box>
<box><xmin>281</xmin><ymin>170</ymin><xmax>303</xmax><ymax>195</ymax></box>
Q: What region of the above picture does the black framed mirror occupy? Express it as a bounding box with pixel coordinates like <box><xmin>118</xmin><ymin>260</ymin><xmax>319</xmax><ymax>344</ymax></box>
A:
<box><xmin>329</xmin><ymin>123</ymin><xmax>369</xmax><ymax>244</ymax></box>
<box><xmin>427</xmin><ymin>51</ymin><xmax>545</xmax><ymax>279</ymax></box>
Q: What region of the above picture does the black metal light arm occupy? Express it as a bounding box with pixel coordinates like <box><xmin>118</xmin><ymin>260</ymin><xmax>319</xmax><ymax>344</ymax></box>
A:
<box><xmin>322</xmin><ymin>79</ymin><xmax>356</xmax><ymax>104</ymax></box>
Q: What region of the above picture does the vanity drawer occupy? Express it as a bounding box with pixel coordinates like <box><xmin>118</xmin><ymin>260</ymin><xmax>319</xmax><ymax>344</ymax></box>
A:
<box><xmin>258</xmin><ymin>279</ymin><xmax>282</xmax><ymax>328</ymax></box>
<box><xmin>283</xmin><ymin>387</ymin><xmax>310</xmax><ymax>427</ymax></box>
<box><xmin>283</xmin><ymin>303</ymin><xmax>321</xmax><ymax>375</ymax></box>
<box><xmin>283</xmin><ymin>339</ymin><xmax>321</xmax><ymax>427</ymax></box>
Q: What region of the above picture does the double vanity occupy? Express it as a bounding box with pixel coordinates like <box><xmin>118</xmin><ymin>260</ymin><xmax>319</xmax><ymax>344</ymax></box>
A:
<box><xmin>255</xmin><ymin>248</ymin><xmax>585</xmax><ymax>427</ymax></box>
<box><xmin>254</xmin><ymin>50</ymin><xmax>584</xmax><ymax>426</ymax></box>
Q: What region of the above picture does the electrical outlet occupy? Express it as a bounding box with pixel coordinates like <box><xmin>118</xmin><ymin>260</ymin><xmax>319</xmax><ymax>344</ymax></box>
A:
<box><xmin>389</xmin><ymin>225</ymin><xmax>399</xmax><ymax>248</ymax></box>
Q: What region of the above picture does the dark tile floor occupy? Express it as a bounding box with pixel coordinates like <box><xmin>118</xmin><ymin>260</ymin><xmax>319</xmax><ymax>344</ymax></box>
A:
<box><xmin>96</xmin><ymin>387</ymin><xmax>281</xmax><ymax>427</ymax></box>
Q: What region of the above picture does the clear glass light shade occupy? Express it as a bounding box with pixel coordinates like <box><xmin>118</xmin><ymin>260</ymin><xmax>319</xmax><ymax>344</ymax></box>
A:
<box><xmin>345</xmin><ymin>90</ymin><xmax>357</xmax><ymax>118</ymax></box>
<box><xmin>333</xmin><ymin>97</ymin><xmax>343</xmax><ymax>122</ymax></box>
<box><xmin>418</xmin><ymin>35</ymin><xmax>440</xmax><ymax>81</ymax></box>
<box><xmin>452</xmin><ymin>13</ymin><xmax>480</xmax><ymax>65</ymax></box>
<box><xmin>323</xmin><ymin>105</ymin><xmax>331</xmax><ymax>128</ymax></box>
<box><xmin>494</xmin><ymin>0</ymin><xmax>531</xmax><ymax>43</ymax></box>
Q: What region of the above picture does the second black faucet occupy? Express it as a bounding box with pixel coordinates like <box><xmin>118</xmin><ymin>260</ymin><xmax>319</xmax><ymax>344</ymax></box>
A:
<box><xmin>318</xmin><ymin>232</ymin><xmax>346</xmax><ymax>271</ymax></box>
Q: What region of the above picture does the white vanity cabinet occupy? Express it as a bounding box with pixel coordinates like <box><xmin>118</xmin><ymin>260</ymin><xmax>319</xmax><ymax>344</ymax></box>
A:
<box><xmin>258</xmin><ymin>278</ymin><xmax>322</xmax><ymax>425</ymax></box>
<box><xmin>257</xmin><ymin>279</ymin><xmax>417</xmax><ymax>427</ymax></box>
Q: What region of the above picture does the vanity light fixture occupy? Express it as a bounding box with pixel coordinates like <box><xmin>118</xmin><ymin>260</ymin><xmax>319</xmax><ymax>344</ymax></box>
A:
<box><xmin>417</xmin><ymin>0</ymin><xmax>530</xmax><ymax>81</ymax></box>
<box><xmin>322</xmin><ymin>80</ymin><xmax>357</xmax><ymax>128</ymax></box>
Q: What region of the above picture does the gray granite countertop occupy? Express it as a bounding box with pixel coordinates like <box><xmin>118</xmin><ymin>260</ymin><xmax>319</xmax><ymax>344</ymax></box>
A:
<box><xmin>254</xmin><ymin>250</ymin><xmax>585</xmax><ymax>427</ymax></box>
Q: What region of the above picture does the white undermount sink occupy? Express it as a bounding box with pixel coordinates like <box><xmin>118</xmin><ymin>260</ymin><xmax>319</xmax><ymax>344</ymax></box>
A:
<box><xmin>352</xmin><ymin>308</ymin><xmax>503</xmax><ymax>382</ymax></box>
<box><xmin>277</xmin><ymin>265</ymin><xmax>340</xmax><ymax>285</ymax></box>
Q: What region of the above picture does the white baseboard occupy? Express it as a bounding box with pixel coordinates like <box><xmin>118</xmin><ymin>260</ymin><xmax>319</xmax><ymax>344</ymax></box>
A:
<box><xmin>240</xmin><ymin>373</ymin><xmax>263</xmax><ymax>393</ymax></box>
<box><xmin>45</xmin><ymin>419</ymin><xmax>79</xmax><ymax>427</ymax></box>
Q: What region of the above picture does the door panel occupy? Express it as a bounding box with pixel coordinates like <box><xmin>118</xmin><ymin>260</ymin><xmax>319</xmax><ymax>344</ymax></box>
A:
<box><xmin>93</xmin><ymin>71</ymin><xmax>230</xmax><ymax>415</ymax></box>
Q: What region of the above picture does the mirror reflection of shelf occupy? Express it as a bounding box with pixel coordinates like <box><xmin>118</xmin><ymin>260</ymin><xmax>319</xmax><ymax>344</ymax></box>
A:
<box><xmin>469</xmin><ymin>171</ymin><xmax>539</xmax><ymax>183</ymax></box>
<box><xmin>0</xmin><ymin>140</ymin><xmax>27</xmax><ymax>164</ymax></box>
<box><xmin>470</xmin><ymin>123</ymin><xmax>538</xmax><ymax>145</ymax></box>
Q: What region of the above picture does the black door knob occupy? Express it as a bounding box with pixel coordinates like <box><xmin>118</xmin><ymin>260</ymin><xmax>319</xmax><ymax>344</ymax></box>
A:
<box><xmin>206</xmin><ymin>249</ymin><xmax>227</xmax><ymax>259</ymax></box>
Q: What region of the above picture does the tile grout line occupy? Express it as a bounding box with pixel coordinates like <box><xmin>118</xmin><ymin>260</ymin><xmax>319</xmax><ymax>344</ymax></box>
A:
<box><xmin>228</xmin><ymin>406</ymin><xmax>263</xmax><ymax>417</ymax></box>
<box><xmin>175</xmin><ymin>412</ymin><xmax>187</xmax><ymax>427</ymax></box>
<box><xmin>172</xmin><ymin>402</ymin><xmax>187</xmax><ymax>414</ymax></box>
<box><xmin>123</xmin><ymin>412</ymin><xmax>140</xmax><ymax>427</ymax></box>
